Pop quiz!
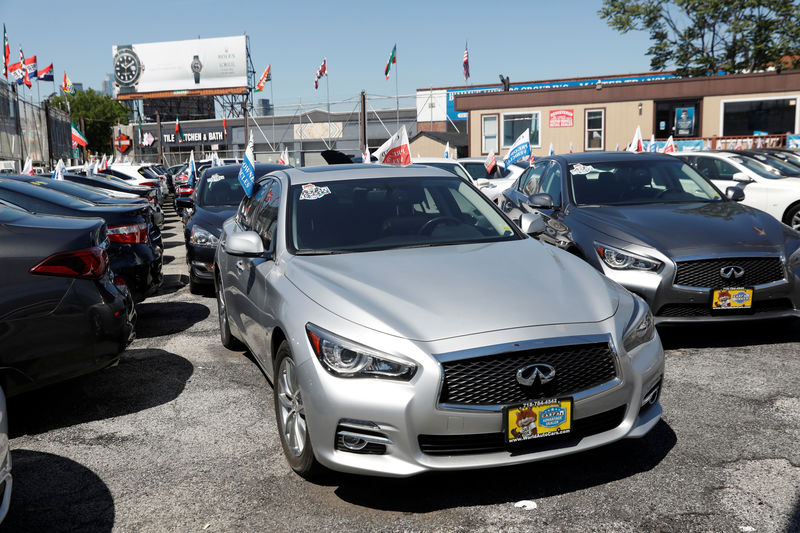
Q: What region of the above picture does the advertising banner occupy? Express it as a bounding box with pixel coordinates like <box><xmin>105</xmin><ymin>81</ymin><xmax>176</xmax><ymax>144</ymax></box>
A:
<box><xmin>112</xmin><ymin>36</ymin><xmax>247</xmax><ymax>96</ymax></box>
<box><xmin>549</xmin><ymin>109</ymin><xmax>574</xmax><ymax>128</ymax></box>
<box><xmin>675</xmin><ymin>106</ymin><xmax>696</xmax><ymax>136</ymax></box>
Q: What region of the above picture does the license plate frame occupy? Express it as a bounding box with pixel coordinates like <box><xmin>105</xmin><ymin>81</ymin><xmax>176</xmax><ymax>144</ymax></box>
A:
<box><xmin>711</xmin><ymin>287</ymin><xmax>753</xmax><ymax>310</ymax></box>
<box><xmin>503</xmin><ymin>398</ymin><xmax>573</xmax><ymax>443</ymax></box>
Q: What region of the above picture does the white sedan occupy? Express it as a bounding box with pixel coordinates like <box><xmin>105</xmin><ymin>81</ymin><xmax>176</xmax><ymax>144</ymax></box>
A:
<box><xmin>458</xmin><ymin>158</ymin><xmax>528</xmax><ymax>204</ymax></box>
<box><xmin>673</xmin><ymin>151</ymin><xmax>800</xmax><ymax>229</ymax></box>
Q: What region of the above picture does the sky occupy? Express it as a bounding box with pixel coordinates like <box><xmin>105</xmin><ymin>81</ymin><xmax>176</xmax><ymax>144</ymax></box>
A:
<box><xmin>0</xmin><ymin>0</ymin><xmax>656</xmax><ymax>111</ymax></box>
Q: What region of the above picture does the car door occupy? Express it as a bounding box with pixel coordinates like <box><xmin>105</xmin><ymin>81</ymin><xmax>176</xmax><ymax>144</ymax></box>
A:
<box><xmin>502</xmin><ymin>160</ymin><xmax>550</xmax><ymax>222</ymax></box>
<box><xmin>238</xmin><ymin>178</ymin><xmax>281</xmax><ymax>365</ymax></box>
<box><xmin>709</xmin><ymin>157</ymin><xmax>772</xmax><ymax>214</ymax></box>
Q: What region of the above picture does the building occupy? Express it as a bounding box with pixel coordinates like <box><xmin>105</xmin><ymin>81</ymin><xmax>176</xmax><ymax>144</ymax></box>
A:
<box><xmin>450</xmin><ymin>70</ymin><xmax>800</xmax><ymax>157</ymax></box>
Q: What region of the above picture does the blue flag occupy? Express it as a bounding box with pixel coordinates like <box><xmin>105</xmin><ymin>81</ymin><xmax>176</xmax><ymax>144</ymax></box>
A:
<box><xmin>238</xmin><ymin>134</ymin><xmax>255</xmax><ymax>197</ymax></box>
<box><xmin>503</xmin><ymin>129</ymin><xmax>531</xmax><ymax>168</ymax></box>
<box><xmin>187</xmin><ymin>150</ymin><xmax>197</xmax><ymax>187</ymax></box>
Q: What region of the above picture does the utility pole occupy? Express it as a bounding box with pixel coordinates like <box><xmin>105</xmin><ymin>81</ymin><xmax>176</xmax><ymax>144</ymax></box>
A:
<box><xmin>79</xmin><ymin>117</ymin><xmax>88</xmax><ymax>162</ymax></box>
<box><xmin>359</xmin><ymin>90</ymin><xmax>367</xmax><ymax>153</ymax></box>
<box><xmin>156</xmin><ymin>112</ymin><xmax>163</xmax><ymax>164</ymax></box>
<box><xmin>43</xmin><ymin>99</ymin><xmax>54</xmax><ymax>168</ymax></box>
<box><xmin>243</xmin><ymin>103</ymin><xmax>249</xmax><ymax>149</ymax></box>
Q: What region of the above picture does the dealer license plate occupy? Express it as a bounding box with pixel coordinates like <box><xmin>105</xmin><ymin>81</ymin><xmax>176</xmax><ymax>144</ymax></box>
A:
<box><xmin>712</xmin><ymin>288</ymin><xmax>753</xmax><ymax>310</ymax></box>
<box><xmin>504</xmin><ymin>398</ymin><xmax>572</xmax><ymax>443</ymax></box>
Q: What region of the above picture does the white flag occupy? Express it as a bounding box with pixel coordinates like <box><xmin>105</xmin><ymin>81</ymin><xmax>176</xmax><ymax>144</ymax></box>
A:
<box><xmin>484</xmin><ymin>151</ymin><xmax>496</xmax><ymax>173</ymax></box>
<box><xmin>503</xmin><ymin>129</ymin><xmax>531</xmax><ymax>167</ymax></box>
<box><xmin>277</xmin><ymin>147</ymin><xmax>290</xmax><ymax>166</ymax></box>
<box><xmin>627</xmin><ymin>126</ymin><xmax>644</xmax><ymax>153</ymax></box>
<box><xmin>662</xmin><ymin>136</ymin><xmax>676</xmax><ymax>153</ymax></box>
<box><xmin>373</xmin><ymin>125</ymin><xmax>411</xmax><ymax>165</ymax></box>
<box><xmin>444</xmin><ymin>142</ymin><xmax>451</xmax><ymax>159</ymax></box>
<box><xmin>363</xmin><ymin>148</ymin><xmax>370</xmax><ymax>164</ymax></box>
<box><xmin>548</xmin><ymin>143</ymin><xmax>555</xmax><ymax>156</ymax></box>
<box><xmin>22</xmin><ymin>156</ymin><xmax>33</xmax><ymax>175</ymax></box>
<box><xmin>99</xmin><ymin>154</ymin><xmax>108</xmax><ymax>171</ymax></box>
<box><xmin>108</xmin><ymin>155</ymin><xmax>115</xmax><ymax>166</ymax></box>
<box><xmin>51</xmin><ymin>159</ymin><xmax>65</xmax><ymax>180</ymax></box>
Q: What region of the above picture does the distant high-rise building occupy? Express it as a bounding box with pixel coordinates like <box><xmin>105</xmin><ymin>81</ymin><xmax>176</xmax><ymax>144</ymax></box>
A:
<box><xmin>102</xmin><ymin>74</ymin><xmax>113</xmax><ymax>97</ymax></box>
<box><xmin>72</xmin><ymin>82</ymin><xmax>84</xmax><ymax>92</ymax></box>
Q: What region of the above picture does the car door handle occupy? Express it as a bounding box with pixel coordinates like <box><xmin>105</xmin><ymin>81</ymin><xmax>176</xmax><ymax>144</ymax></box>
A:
<box><xmin>235</xmin><ymin>260</ymin><xmax>245</xmax><ymax>273</ymax></box>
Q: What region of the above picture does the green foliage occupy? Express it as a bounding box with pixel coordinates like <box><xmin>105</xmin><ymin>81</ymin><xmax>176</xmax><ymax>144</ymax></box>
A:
<box><xmin>599</xmin><ymin>0</ymin><xmax>800</xmax><ymax>76</ymax></box>
<box><xmin>50</xmin><ymin>89</ymin><xmax>129</xmax><ymax>154</ymax></box>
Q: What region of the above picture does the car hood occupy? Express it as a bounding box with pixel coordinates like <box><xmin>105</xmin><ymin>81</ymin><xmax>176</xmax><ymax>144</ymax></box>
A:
<box><xmin>285</xmin><ymin>240</ymin><xmax>619</xmax><ymax>342</ymax></box>
<box><xmin>190</xmin><ymin>205</ymin><xmax>238</xmax><ymax>237</ymax></box>
<box><xmin>574</xmin><ymin>202</ymin><xmax>788</xmax><ymax>256</ymax></box>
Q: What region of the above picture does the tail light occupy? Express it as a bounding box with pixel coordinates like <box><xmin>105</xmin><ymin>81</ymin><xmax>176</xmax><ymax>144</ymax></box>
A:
<box><xmin>139</xmin><ymin>181</ymin><xmax>158</xmax><ymax>187</ymax></box>
<box><xmin>30</xmin><ymin>246</ymin><xmax>108</xmax><ymax>280</ymax></box>
<box><xmin>177</xmin><ymin>185</ymin><xmax>194</xmax><ymax>195</ymax></box>
<box><xmin>108</xmin><ymin>222</ymin><xmax>148</xmax><ymax>244</ymax></box>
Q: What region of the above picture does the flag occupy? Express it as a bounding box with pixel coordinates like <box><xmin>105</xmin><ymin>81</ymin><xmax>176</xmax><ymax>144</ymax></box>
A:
<box><xmin>384</xmin><ymin>44</ymin><xmax>396</xmax><ymax>80</ymax></box>
<box><xmin>188</xmin><ymin>150</ymin><xmax>197</xmax><ymax>186</ymax></box>
<box><xmin>277</xmin><ymin>147</ymin><xmax>289</xmax><ymax>165</ymax></box>
<box><xmin>62</xmin><ymin>71</ymin><xmax>74</xmax><ymax>94</ymax></box>
<box><xmin>756</xmin><ymin>137</ymin><xmax>763</xmax><ymax>149</ymax></box>
<box><xmin>91</xmin><ymin>160</ymin><xmax>98</xmax><ymax>175</ymax></box>
<box><xmin>99</xmin><ymin>154</ymin><xmax>108</xmax><ymax>171</ymax></box>
<box><xmin>647</xmin><ymin>134</ymin><xmax>657</xmax><ymax>152</ymax></box>
<box><xmin>569</xmin><ymin>142</ymin><xmax>574</xmax><ymax>154</ymax></box>
<box><xmin>627</xmin><ymin>126</ymin><xmax>644</xmax><ymax>152</ymax></box>
<box><xmin>123</xmin><ymin>155</ymin><xmax>130</xmax><ymax>163</ymax></box>
<box><xmin>503</xmin><ymin>129</ymin><xmax>531</xmax><ymax>167</ymax></box>
<box><xmin>137</xmin><ymin>116</ymin><xmax>143</xmax><ymax>146</ymax></box>
<box><xmin>746</xmin><ymin>137</ymin><xmax>753</xmax><ymax>149</ymax></box>
<box><xmin>314</xmin><ymin>58</ymin><xmax>327</xmax><ymax>89</ymax></box>
<box><xmin>548</xmin><ymin>143</ymin><xmax>555</xmax><ymax>156</ymax></box>
<box><xmin>18</xmin><ymin>48</ymin><xmax>30</xmax><ymax>88</ymax></box>
<box><xmin>82</xmin><ymin>160</ymin><xmax>90</xmax><ymax>173</ymax></box>
<box><xmin>715</xmin><ymin>138</ymin><xmax>723</xmax><ymax>150</ymax></box>
<box><xmin>37</xmin><ymin>62</ymin><xmax>53</xmax><ymax>82</ymax></box>
<box><xmin>444</xmin><ymin>142</ymin><xmax>451</xmax><ymax>159</ymax></box>
<box><xmin>462</xmin><ymin>42</ymin><xmax>470</xmax><ymax>82</ymax></box>
<box><xmin>175</xmin><ymin>116</ymin><xmax>184</xmax><ymax>143</ymax></box>
<box><xmin>615</xmin><ymin>143</ymin><xmax>620</xmax><ymax>151</ymax></box>
<box><xmin>662</xmin><ymin>135</ymin><xmax>676</xmax><ymax>153</ymax></box>
<box><xmin>255</xmin><ymin>64</ymin><xmax>271</xmax><ymax>92</ymax></box>
<box><xmin>51</xmin><ymin>159</ymin><xmax>65</xmax><ymax>180</ymax></box>
<box><xmin>222</xmin><ymin>117</ymin><xmax>227</xmax><ymax>139</ymax></box>
<box><xmin>8</xmin><ymin>61</ymin><xmax>23</xmax><ymax>84</ymax></box>
<box><xmin>373</xmin><ymin>125</ymin><xmax>411</xmax><ymax>165</ymax></box>
<box><xmin>211</xmin><ymin>152</ymin><xmax>221</xmax><ymax>167</ymax></box>
<box><xmin>703</xmin><ymin>139</ymin><xmax>712</xmax><ymax>150</ymax></box>
<box><xmin>735</xmin><ymin>139</ymin><xmax>743</xmax><ymax>150</ymax></box>
<box><xmin>22</xmin><ymin>156</ymin><xmax>33</xmax><ymax>175</ymax></box>
<box><xmin>2</xmin><ymin>25</ymin><xmax>8</xmax><ymax>80</ymax></box>
<box><xmin>71</xmin><ymin>122</ymin><xmax>88</xmax><ymax>147</ymax></box>
<box><xmin>363</xmin><ymin>147</ymin><xmax>370</xmax><ymax>164</ymax></box>
<box><xmin>237</xmin><ymin>135</ymin><xmax>256</xmax><ymax>197</ymax></box>
<box><xmin>23</xmin><ymin>55</ymin><xmax>37</xmax><ymax>81</ymax></box>
<box><xmin>484</xmin><ymin>151</ymin><xmax>496</xmax><ymax>173</ymax></box>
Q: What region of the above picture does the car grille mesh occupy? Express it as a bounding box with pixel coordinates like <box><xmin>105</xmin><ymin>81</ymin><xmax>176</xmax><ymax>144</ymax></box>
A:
<box><xmin>439</xmin><ymin>342</ymin><xmax>617</xmax><ymax>406</ymax></box>
<box><xmin>674</xmin><ymin>257</ymin><xmax>784</xmax><ymax>288</ymax></box>
<box><xmin>657</xmin><ymin>299</ymin><xmax>794</xmax><ymax>317</ymax></box>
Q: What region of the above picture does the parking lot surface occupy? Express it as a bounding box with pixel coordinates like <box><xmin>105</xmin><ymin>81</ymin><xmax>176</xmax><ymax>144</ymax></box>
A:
<box><xmin>4</xmin><ymin>207</ymin><xmax>800</xmax><ymax>533</ymax></box>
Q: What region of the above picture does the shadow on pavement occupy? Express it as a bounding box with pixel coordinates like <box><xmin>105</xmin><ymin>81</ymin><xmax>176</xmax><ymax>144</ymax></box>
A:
<box><xmin>1</xmin><ymin>450</ymin><xmax>114</xmax><ymax>532</ymax></box>
<box><xmin>153</xmin><ymin>273</ymin><xmax>189</xmax><ymax>298</ymax></box>
<box><xmin>331</xmin><ymin>420</ymin><xmax>676</xmax><ymax>512</ymax></box>
<box><xmin>658</xmin><ymin>317</ymin><xmax>800</xmax><ymax>349</ymax></box>
<box><xmin>134</xmin><ymin>301</ymin><xmax>209</xmax><ymax>338</ymax></box>
<box><xmin>7</xmin><ymin>349</ymin><xmax>193</xmax><ymax>437</ymax></box>
<box><xmin>790</xmin><ymin>495</ymin><xmax>800</xmax><ymax>533</ymax></box>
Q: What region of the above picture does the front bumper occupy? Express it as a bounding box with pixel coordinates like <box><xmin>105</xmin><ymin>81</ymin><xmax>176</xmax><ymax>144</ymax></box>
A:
<box><xmin>293</xmin><ymin>319</ymin><xmax>664</xmax><ymax>478</ymax></box>
<box><xmin>186</xmin><ymin>243</ymin><xmax>216</xmax><ymax>284</ymax></box>
<box><xmin>110</xmin><ymin>244</ymin><xmax>163</xmax><ymax>303</ymax></box>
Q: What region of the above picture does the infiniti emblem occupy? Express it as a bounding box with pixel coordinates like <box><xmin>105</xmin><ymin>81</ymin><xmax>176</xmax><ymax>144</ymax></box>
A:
<box><xmin>516</xmin><ymin>363</ymin><xmax>556</xmax><ymax>387</ymax></box>
<box><xmin>720</xmin><ymin>266</ymin><xmax>745</xmax><ymax>279</ymax></box>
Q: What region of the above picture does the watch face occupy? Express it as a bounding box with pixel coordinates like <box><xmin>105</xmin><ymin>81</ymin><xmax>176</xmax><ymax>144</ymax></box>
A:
<box><xmin>114</xmin><ymin>50</ymin><xmax>142</xmax><ymax>86</ymax></box>
<box><xmin>191</xmin><ymin>58</ymin><xmax>202</xmax><ymax>73</ymax></box>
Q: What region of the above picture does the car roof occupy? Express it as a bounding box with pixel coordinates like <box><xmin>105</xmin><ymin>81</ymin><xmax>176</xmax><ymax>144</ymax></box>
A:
<box><xmin>274</xmin><ymin>164</ymin><xmax>456</xmax><ymax>186</ymax></box>
<box><xmin>413</xmin><ymin>157</ymin><xmax>462</xmax><ymax>164</ymax></box>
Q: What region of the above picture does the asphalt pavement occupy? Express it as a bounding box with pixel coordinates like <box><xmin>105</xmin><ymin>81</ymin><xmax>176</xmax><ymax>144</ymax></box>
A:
<box><xmin>3</xmin><ymin>205</ymin><xmax>800</xmax><ymax>533</ymax></box>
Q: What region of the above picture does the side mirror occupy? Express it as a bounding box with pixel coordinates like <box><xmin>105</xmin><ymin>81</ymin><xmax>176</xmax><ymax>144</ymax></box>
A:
<box><xmin>520</xmin><ymin>212</ymin><xmax>546</xmax><ymax>235</ymax></box>
<box><xmin>732</xmin><ymin>172</ymin><xmax>754</xmax><ymax>183</ymax></box>
<box><xmin>223</xmin><ymin>231</ymin><xmax>265</xmax><ymax>257</ymax></box>
<box><xmin>527</xmin><ymin>193</ymin><xmax>554</xmax><ymax>209</ymax></box>
<box><xmin>726</xmin><ymin>187</ymin><xmax>745</xmax><ymax>202</ymax></box>
<box><xmin>476</xmin><ymin>178</ymin><xmax>492</xmax><ymax>188</ymax></box>
<box><xmin>175</xmin><ymin>196</ymin><xmax>194</xmax><ymax>209</ymax></box>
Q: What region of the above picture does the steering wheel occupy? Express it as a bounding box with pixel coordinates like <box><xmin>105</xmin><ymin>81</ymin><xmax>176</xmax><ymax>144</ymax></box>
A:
<box><xmin>418</xmin><ymin>216</ymin><xmax>462</xmax><ymax>234</ymax></box>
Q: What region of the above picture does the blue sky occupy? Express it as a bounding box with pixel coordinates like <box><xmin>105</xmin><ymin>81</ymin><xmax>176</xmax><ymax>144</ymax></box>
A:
<box><xmin>1</xmin><ymin>0</ymin><xmax>655</xmax><ymax>108</ymax></box>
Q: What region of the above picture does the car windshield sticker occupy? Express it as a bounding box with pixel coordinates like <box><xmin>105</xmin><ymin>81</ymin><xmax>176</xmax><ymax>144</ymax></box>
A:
<box><xmin>206</xmin><ymin>174</ymin><xmax>224</xmax><ymax>183</ymax></box>
<box><xmin>570</xmin><ymin>164</ymin><xmax>595</xmax><ymax>175</ymax></box>
<box><xmin>299</xmin><ymin>183</ymin><xmax>331</xmax><ymax>200</ymax></box>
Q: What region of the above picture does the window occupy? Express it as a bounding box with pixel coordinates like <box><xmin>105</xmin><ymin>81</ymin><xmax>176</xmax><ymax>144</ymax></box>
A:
<box><xmin>537</xmin><ymin>163</ymin><xmax>563</xmax><ymax>206</ymax></box>
<box><xmin>655</xmin><ymin>100</ymin><xmax>700</xmax><ymax>138</ymax></box>
<box><xmin>503</xmin><ymin>113</ymin><xmax>540</xmax><ymax>148</ymax></box>
<box><xmin>482</xmin><ymin>115</ymin><xmax>498</xmax><ymax>153</ymax></box>
<box><xmin>723</xmin><ymin>98</ymin><xmax>796</xmax><ymax>136</ymax></box>
<box><xmin>253</xmin><ymin>180</ymin><xmax>281</xmax><ymax>250</ymax></box>
<box><xmin>585</xmin><ymin>109</ymin><xmax>604</xmax><ymax>150</ymax></box>
<box><xmin>518</xmin><ymin>161</ymin><xmax>550</xmax><ymax>196</ymax></box>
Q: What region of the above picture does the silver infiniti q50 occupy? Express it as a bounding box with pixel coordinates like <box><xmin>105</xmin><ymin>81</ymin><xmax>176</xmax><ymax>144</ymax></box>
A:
<box><xmin>214</xmin><ymin>164</ymin><xmax>664</xmax><ymax>478</ymax></box>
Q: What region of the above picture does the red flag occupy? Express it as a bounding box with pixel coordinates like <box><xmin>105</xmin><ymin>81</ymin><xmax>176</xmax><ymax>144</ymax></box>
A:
<box><xmin>462</xmin><ymin>42</ymin><xmax>470</xmax><ymax>82</ymax></box>
<box><xmin>19</xmin><ymin>48</ymin><xmax>30</xmax><ymax>88</ymax></box>
<box><xmin>2</xmin><ymin>24</ymin><xmax>9</xmax><ymax>80</ymax></box>
<box><xmin>222</xmin><ymin>117</ymin><xmax>227</xmax><ymax>139</ymax></box>
<box><xmin>484</xmin><ymin>151</ymin><xmax>496</xmax><ymax>173</ymax></box>
<box><xmin>314</xmin><ymin>58</ymin><xmax>327</xmax><ymax>89</ymax></box>
<box><xmin>373</xmin><ymin>125</ymin><xmax>411</xmax><ymax>166</ymax></box>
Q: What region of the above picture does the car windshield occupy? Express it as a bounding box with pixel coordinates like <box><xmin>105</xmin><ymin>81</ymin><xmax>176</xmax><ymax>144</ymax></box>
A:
<box><xmin>199</xmin><ymin>170</ymin><xmax>245</xmax><ymax>206</ymax></box>
<box><xmin>460</xmin><ymin>162</ymin><xmax>508</xmax><ymax>180</ymax></box>
<box><xmin>747</xmin><ymin>153</ymin><xmax>800</xmax><ymax>175</ymax></box>
<box><xmin>729</xmin><ymin>155</ymin><xmax>784</xmax><ymax>179</ymax></box>
<box><xmin>420</xmin><ymin>162</ymin><xmax>472</xmax><ymax>182</ymax></box>
<box><xmin>569</xmin><ymin>159</ymin><xmax>723</xmax><ymax>205</ymax></box>
<box><xmin>289</xmin><ymin>176</ymin><xmax>519</xmax><ymax>254</ymax></box>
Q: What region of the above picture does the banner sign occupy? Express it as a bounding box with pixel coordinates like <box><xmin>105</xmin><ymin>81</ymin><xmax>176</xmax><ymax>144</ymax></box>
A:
<box><xmin>446</xmin><ymin>73</ymin><xmax>676</xmax><ymax>121</ymax></box>
<box><xmin>112</xmin><ymin>36</ymin><xmax>247</xmax><ymax>96</ymax></box>
<box><xmin>159</xmin><ymin>127</ymin><xmax>226</xmax><ymax>145</ymax></box>
<box><xmin>549</xmin><ymin>109</ymin><xmax>574</xmax><ymax>128</ymax></box>
<box><xmin>788</xmin><ymin>134</ymin><xmax>800</xmax><ymax>148</ymax></box>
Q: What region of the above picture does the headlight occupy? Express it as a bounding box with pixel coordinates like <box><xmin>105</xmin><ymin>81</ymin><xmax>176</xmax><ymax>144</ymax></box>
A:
<box><xmin>623</xmin><ymin>294</ymin><xmax>655</xmax><ymax>353</ymax></box>
<box><xmin>191</xmin><ymin>225</ymin><xmax>219</xmax><ymax>248</ymax></box>
<box><xmin>306</xmin><ymin>324</ymin><xmax>417</xmax><ymax>380</ymax></box>
<box><xmin>595</xmin><ymin>242</ymin><xmax>661</xmax><ymax>271</ymax></box>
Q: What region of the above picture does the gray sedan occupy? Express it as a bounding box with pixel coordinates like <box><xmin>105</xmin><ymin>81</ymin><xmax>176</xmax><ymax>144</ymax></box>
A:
<box><xmin>214</xmin><ymin>164</ymin><xmax>664</xmax><ymax>478</ymax></box>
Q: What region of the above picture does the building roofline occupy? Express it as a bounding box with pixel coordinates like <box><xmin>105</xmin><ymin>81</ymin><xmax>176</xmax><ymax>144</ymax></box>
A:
<box><xmin>419</xmin><ymin>71</ymin><xmax>676</xmax><ymax>92</ymax></box>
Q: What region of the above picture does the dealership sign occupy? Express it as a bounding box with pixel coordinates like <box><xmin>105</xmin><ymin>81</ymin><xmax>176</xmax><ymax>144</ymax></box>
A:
<box><xmin>161</xmin><ymin>127</ymin><xmax>226</xmax><ymax>145</ymax></box>
<box><xmin>112</xmin><ymin>36</ymin><xmax>247</xmax><ymax>97</ymax></box>
<box><xmin>549</xmin><ymin>109</ymin><xmax>574</xmax><ymax>128</ymax></box>
<box><xmin>114</xmin><ymin>133</ymin><xmax>132</xmax><ymax>152</ymax></box>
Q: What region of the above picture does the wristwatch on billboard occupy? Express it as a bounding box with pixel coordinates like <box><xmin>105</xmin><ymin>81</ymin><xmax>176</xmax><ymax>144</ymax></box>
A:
<box><xmin>191</xmin><ymin>55</ymin><xmax>203</xmax><ymax>84</ymax></box>
<box><xmin>113</xmin><ymin>44</ymin><xmax>143</xmax><ymax>95</ymax></box>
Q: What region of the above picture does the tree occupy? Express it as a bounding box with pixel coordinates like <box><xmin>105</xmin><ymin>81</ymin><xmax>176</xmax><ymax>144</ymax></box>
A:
<box><xmin>599</xmin><ymin>0</ymin><xmax>800</xmax><ymax>76</ymax></box>
<box><xmin>50</xmin><ymin>89</ymin><xmax>129</xmax><ymax>154</ymax></box>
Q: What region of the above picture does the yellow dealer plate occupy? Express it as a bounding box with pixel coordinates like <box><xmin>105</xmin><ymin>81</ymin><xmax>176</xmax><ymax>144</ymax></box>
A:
<box><xmin>712</xmin><ymin>288</ymin><xmax>753</xmax><ymax>309</ymax></box>
<box><xmin>504</xmin><ymin>398</ymin><xmax>572</xmax><ymax>443</ymax></box>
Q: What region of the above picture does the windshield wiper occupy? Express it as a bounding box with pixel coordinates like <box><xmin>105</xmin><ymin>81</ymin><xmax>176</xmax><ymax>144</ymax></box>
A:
<box><xmin>294</xmin><ymin>249</ymin><xmax>349</xmax><ymax>256</ymax></box>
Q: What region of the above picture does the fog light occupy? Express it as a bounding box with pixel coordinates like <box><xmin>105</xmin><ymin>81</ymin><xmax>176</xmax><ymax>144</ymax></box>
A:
<box><xmin>641</xmin><ymin>379</ymin><xmax>662</xmax><ymax>407</ymax></box>
<box><xmin>341</xmin><ymin>435</ymin><xmax>368</xmax><ymax>451</ymax></box>
<box><xmin>335</xmin><ymin>420</ymin><xmax>392</xmax><ymax>455</ymax></box>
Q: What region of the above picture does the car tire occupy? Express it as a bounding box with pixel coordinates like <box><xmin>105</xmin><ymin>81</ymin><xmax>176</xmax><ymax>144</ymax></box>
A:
<box><xmin>189</xmin><ymin>272</ymin><xmax>203</xmax><ymax>295</ymax></box>
<box><xmin>216</xmin><ymin>281</ymin><xmax>243</xmax><ymax>350</ymax></box>
<box><xmin>273</xmin><ymin>341</ymin><xmax>323</xmax><ymax>479</ymax></box>
<box><xmin>784</xmin><ymin>203</ymin><xmax>800</xmax><ymax>231</ymax></box>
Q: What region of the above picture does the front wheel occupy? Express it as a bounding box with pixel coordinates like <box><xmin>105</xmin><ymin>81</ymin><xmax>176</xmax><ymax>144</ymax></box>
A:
<box><xmin>216</xmin><ymin>279</ymin><xmax>243</xmax><ymax>350</ymax></box>
<box><xmin>273</xmin><ymin>342</ymin><xmax>323</xmax><ymax>478</ymax></box>
<box><xmin>784</xmin><ymin>203</ymin><xmax>800</xmax><ymax>231</ymax></box>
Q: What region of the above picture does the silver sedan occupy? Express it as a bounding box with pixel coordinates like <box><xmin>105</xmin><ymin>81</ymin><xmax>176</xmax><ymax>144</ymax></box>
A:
<box><xmin>214</xmin><ymin>164</ymin><xmax>664</xmax><ymax>478</ymax></box>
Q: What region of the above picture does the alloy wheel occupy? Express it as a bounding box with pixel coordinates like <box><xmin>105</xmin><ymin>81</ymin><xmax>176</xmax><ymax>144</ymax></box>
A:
<box><xmin>276</xmin><ymin>357</ymin><xmax>306</xmax><ymax>457</ymax></box>
<box><xmin>792</xmin><ymin>211</ymin><xmax>800</xmax><ymax>231</ymax></box>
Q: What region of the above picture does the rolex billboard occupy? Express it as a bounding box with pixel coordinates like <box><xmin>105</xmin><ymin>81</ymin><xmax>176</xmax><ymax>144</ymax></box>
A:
<box><xmin>112</xmin><ymin>36</ymin><xmax>247</xmax><ymax>99</ymax></box>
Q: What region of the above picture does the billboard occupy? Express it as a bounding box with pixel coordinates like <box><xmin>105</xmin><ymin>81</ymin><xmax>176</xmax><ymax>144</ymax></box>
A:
<box><xmin>112</xmin><ymin>36</ymin><xmax>247</xmax><ymax>98</ymax></box>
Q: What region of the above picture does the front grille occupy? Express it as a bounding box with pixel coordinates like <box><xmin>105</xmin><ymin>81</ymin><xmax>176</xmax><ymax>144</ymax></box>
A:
<box><xmin>439</xmin><ymin>342</ymin><xmax>617</xmax><ymax>406</ymax></box>
<box><xmin>418</xmin><ymin>405</ymin><xmax>627</xmax><ymax>456</ymax></box>
<box><xmin>674</xmin><ymin>257</ymin><xmax>784</xmax><ymax>288</ymax></box>
<box><xmin>657</xmin><ymin>298</ymin><xmax>794</xmax><ymax>318</ymax></box>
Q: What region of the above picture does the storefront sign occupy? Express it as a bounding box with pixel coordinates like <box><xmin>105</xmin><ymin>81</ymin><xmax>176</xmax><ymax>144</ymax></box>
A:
<box><xmin>675</xmin><ymin>106</ymin><xmax>696</xmax><ymax>136</ymax></box>
<box><xmin>114</xmin><ymin>133</ymin><xmax>131</xmax><ymax>152</ymax></box>
<box><xmin>549</xmin><ymin>109</ymin><xmax>574</xmax><ymax>128</ymax></box>
<box><xmin>161</xmin><ymin>128</ymin><xmax>226</xmax><ymax>145</ymax></box>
